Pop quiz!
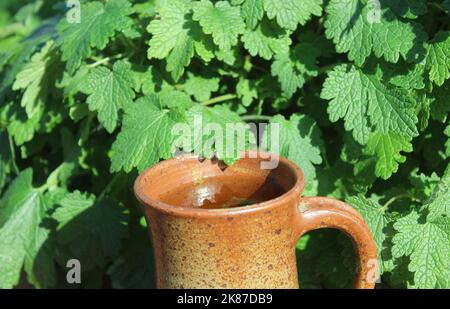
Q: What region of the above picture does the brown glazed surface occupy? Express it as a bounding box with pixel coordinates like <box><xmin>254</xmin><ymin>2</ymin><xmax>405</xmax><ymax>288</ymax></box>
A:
<box><xmin>134</xmin><ymin>151</ymin><xmax>378</xmax><ymax>289</ymax></box>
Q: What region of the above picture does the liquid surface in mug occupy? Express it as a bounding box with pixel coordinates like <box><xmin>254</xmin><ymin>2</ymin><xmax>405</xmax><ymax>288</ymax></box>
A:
<box><xmin>158</xmin><ymin>177</ymin><xmax>285</xmax><ymax>209</ymax></box>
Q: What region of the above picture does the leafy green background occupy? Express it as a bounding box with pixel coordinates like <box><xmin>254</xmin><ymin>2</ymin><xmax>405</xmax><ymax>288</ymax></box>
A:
<box><xmin>0</xmin><ymin>0</ymin><xmax>449</xmax><ymax>289</ymax></box>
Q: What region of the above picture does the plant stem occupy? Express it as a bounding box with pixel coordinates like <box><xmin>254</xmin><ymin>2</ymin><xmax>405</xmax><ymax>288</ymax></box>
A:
<box><xmin>88</xmin><ymin>53</ymin><xmax>124</xmax><ymax>68</ymax></box>
<box><xmin>428</xmin><ymin>2</ymin><xmax>447</xmax><ymax>13</ymax></box>
<box><xmin>318</xmin><ymin>63</ymin><xmax>338</xmax><ymax>74</ymax></box>
<box><xmin>382</xmin><ymin>197</ymin><xmax>397</xmax><ymax>210</ymax></box>
<box><xmin>304</xmin><ymin>63</ymin><xmax>339</xmax><ymax>83</ymax></box>
<box><xmin>382</xmin><ymin>194</ymin><xmax>410</xmax><ymax>210</ymax></box>
<box><xmin>241</xmin><ymin>115</ymin><xmax>272</xmax><ymax>122</ymax></box>
<box><xmin>37</xmin><ymin>182</ymin><xmax>50</xmax><ymax>194</ymax></box>
<box><xmin>37</xmin><ymin>162</ymin><xmax>66</xmax><ymax>193</ymax></box>
<box><xmin>8</xmin><ymin>133</ymin><xmax>19</xmax><ymax>174</ymax></box>
<box><xmin>119</xmin><ymin>34</ymin><xmax>139</xmax><ymax>52</ymax></box>
<box><xmin>200</xmin><ymin>94</ymin><xmax>237</xmax><ymax>106</ymax></box>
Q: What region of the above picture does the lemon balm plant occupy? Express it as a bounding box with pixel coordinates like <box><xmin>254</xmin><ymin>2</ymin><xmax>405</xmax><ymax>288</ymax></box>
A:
<box><xmin>0</xmin><ymin>0</ymin><xmax>449</xmax><ymax>289</ymax></box>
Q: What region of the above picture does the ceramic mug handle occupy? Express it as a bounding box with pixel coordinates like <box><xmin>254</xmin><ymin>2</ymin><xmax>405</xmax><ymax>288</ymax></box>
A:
<box><xmin>295</xmin><ymin>196</ymin><xmax>378</xmax><ymax>289</ymax></box>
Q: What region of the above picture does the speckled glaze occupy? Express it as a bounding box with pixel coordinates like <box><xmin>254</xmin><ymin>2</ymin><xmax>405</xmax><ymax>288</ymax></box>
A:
<box><xmin>134</xmin><ymin>151</ymin><xmax>378</xmax><ymax>289</ymax></box>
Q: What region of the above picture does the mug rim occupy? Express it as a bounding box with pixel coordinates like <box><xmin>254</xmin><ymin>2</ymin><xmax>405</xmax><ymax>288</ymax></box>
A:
<box><xmin>134</xmin><ymin>150</ymin><xmax>305</xmax><ymax>217</ymax></box>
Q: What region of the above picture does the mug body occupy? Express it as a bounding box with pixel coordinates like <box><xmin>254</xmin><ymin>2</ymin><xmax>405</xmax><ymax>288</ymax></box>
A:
<box><xmin>134</xmin><ymin>152</ymin><xmax>305</xmax><ymax>288</ymax></box>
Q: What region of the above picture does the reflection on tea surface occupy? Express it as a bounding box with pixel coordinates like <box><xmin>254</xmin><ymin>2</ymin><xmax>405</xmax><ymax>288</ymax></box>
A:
<box><xmin>158</xmin><ymin>177</ymin><xmax>285</xmax><ymax>209</ymax></box>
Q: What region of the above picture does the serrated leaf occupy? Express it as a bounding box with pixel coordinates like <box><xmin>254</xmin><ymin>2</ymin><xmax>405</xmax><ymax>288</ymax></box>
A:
<box><xmin>0</xmin><ymin>169</ymin><xmax>55</xmax><ymax>288</ymax></box>
<box><xmin>182</xmin><ymin>72</ymin><xmax>219</xmax><ymax>102</ymax></box>
<box><xmin>147</xmin><ymin>0</ymin><xmax>208</xmax><ymax>81</ymax></box>
<box><xmin>236</xmin><ymin>78</ymin><xmax>257</xmax><ymax>107</ymax></box>
<box><xmin>241</xmin><ymin>0</ymin><xmax>264</xmax><ymax>29</ymax></box>
<box><xmin>272</xmin><ymin>43</ymin><xmax>320</xmax><ymax>98</ymax></box>
<box><xmin>325</xmin><ymin>0</ymin><xmax>427</xmax><ymax>66</ymax></box>
<box><xmin>0</xmin><ymin>131</ymin><xmax>12</xmax><ymax>191</ymax></box>
<box><xmin>321</xmin><ymin>64</ymin><xmax>418</xmax><ymax>145</ymax></box>
<box><xmin>263</xmin><ymin>0</ymin><xmax>323</xmax><ymax>30</ymax></box>
<box><xmin>430</xmin><ymin>81</ymin><xmax>450</xmax><ymax>123</ymax></box>
<box><xmin>5</xmin><ymin>98</ymin><xmax>64</xmax><ymax>146</ymax></box>
<box><xmin>426</xmin><ymin>31</ymin><xmax>450</xmax><ymax>86</ymax></box>
<box><xmin>183</xmin><ymin>104</ymin><xmax>252</xmax><ymax>165</ymax></box>
<box><xmin>12</xmin><ymin>41</ymin><xmax>61</xmax><ymax>117</ymax></box>
<box><xmin>58</xmin><ymin>65</ymin><xmax>90</xmax><ymax>98</ymax></box>
<box><xmin>110</xmin><ymin>94</ymin><xmax>187</xmax><ymax>172</ymax></box>
<box><xmin>364</xmin><ymin>132</ymin><xmax>413</xmax><ymax>179</ymax></box>
<box><xmin>384</xmin><ymin>0</ymin><xmax>427</xmax><ymax>19</ymax></box>
<box><xmin>133</xmin><ymin>65</ymin><xmax>167</xmax><ymax>95</ymax></box>
<box><xmin>392</xmin><ymin>212</ymin><xmax>450</xmax><ymax>288</ymax></box>
<box><xmin>4</xmin><ymin>103</ymin><xmax>42</xmax><ymax>145</ymax></box>
<box><xmin>242</xmin><ymin>18</ymin><xmax>292</xmax><ymax>60</ymax></box>
<box><xmin>347</xmin><ymin>195</ymin><xmax>391</xmax><ymax>274</ymax></box>
<box><xmin>0</xmin><ymin>17</ymin><xmax>58</xmax><ymax>102</ymax></box>
<box><xmin>261</xmin><ymin>114</ymin><xmax>322</xmax><ymax>186</ymax></box>
<box><xmin>193</xmin><ymin>0</ymin><xmax>245</xmax><ymax>51</ymax></box>
<box><xmin>57</xmin><ymin>0</ymin><xmax>134</xmax><ymax>74</ymax></box>
<box><xmin>52</xmin><ymin>191</ymin><xmax>128</xmax><ymax>271</ymax></box>
<box><xmin>377</xmin><ymin>60</ymin><xmax>425</xmax><ymax>90</ymax></box>
<box><xmin>409</xmin><ymin>169</ymin><xmax>441</xmax><ymax>202</ymax></box>
<box><xmin>340</xmin><ymin>133</ymin><xmax>377</xmax><ymax>191</ymax></box>
<box><xmin>79</xmin><ymin>60</ymin><xmax>136</xmax><ymax>133</ymax></box>
<box><xmin>423</xmin><ymin>165</ymin><xmax>450</xmax><ymax>220</ymax></box>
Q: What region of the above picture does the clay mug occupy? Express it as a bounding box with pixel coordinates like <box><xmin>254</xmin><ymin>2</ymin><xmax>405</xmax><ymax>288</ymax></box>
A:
<box><xmin>134</xmin><ymin>151</ymin><xmax>378</xmax><ymax>288</ymax></box>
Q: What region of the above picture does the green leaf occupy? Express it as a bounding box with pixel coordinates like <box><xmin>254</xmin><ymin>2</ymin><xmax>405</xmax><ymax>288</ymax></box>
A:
<box><xmin>384</xmin><ymin>0</ymin><xmax>427</xmax><ymax>19</ymax></box>
<box><xmin>182</xmin><ymin>72</ymin><xmax>219</xmax><ymax>102</ymax></box>
<box><xmin>57</xmin><ymin>0</ymin><xmax>134</xmax><ymax>74</ymax></box>
<box><xmin>426</xmin><ymin>31</ymin><xmax>450</xmax><ymax>86</ymax></box>
<box><xmin>4</xmin><ymin>98</ymin><xmax>64</xmax><ymax>146</ymax></box>
<box><xmin>0</xmin><ymin>131</ymin><xmax>12</xmax><ymax>191</ymax></box>
<box><xmin>133</xmin><ymin>65</ymin><xmax>167</xmax><ymax>95</ymax></box>
<box><xmin>183</xmin><ymin>104</ymin><xmax>252</xmax><ymax>165</ymax></box>
<box><xmin>364</xmin><ymin>132</ymin><xmax>413</xmax><ymax>179</ymax></box>
<box><xmin>110</xmin><ymin>94</ymin><xmax>187</xmax><ymax>172</ymax></box>
<box><xmin>392</xmin><ymin>212</ymin><xmax>450</xmax><ymax>288</ymax></box>
<box><xmin>236</xmin><ymin>78</ymin><xmax>258</xmax><ymax>107</ymax></box>
<box><xmin>430</xmin><ymin>81</ymin><xmax>450</xmax><ymax>123</ymax></box>
<box><xmin>424</xmin><ymin>165</ymin><xmax>450</xmax><ymax>220</ymax></box>
<box><xmin>0</xmin><ymin>169</ymin><xmax>55</xmax><ymax>288</ymax></box>
<box><xmin>377</xmin><ymin>61</ymin><xmax>425</xmax><ymax>90</ymax></box>
<box><xmin>261</xmin><ymin>114</ymin><xmax>322</xmax><ymax>186</ymax></box>
<box><xmin>107</xmin><ymin>222</ymin><xmax>155</xmax><ymax>288</ymax></box>
<box><xmin>192</xmin><ymin>0</ymin><xmax>245</xmax><ymax>51</ymax></box>
<box><xmin>445</xmin><ymin>124</ymin><xmax>450</xmax><ymax>157</ymax></box>
<box><xmin>52</xmin><ymin>191</ymin><xmax>128</xmax><ymax>271</ymax></box>
<box><xmin>147</xmin><ymin>0</ymin><xmax>210</xmax><ymax>81</ymax></box>
<box><xmin>347</xmin><ymin>195</ymin><xmax>390</xmax><ymax>267</ymax></box>
<box><xmin>272</xmin><ymin>43</ymin><xmax>320</xmax><ymax>98</ymax></box>
<box><xmin>0</xmin><ymin>17</ymin><xmax>57</xmax><ymax>101</ymax></box>
<box><xmin>263</xmin><ymin>0</ymin><xmax>323</xmax><ymax>30</ymax></box>
<box><xmin>325</xmin><ymin>0</ymin><xmax>427</xmax><ymax>66</ymax></box>
<box><xmin>3</xmin><ymin>103</ymin><xmax>42</xmax><ymax>145</ymax></box>
<box><xmin>242</xmin><ymin>18</ymin><xmax>292</xmax><ymax>60</ymax></box>
<box><xmin>321</xmin><ymin>64</ymin><xmax>418</xmax><ymax>145</ymax></box>
<box><xmin>12</xmin><ymin>41</ymin><xmax>61</xmax><ymax>117</ymax></box>
<box><xmin>409</xmin><ymin>169</ymin><xmax>441</xmax><ymax>202</ymax></box>
<box><xmin>79</xmin><ymin>60</ymin><xmax>136</xmax><ymax>133</ymax></box>
<box><xmin>58</xmin><ymin>65</ymin><xmax>90</xmax><ymax>97</ymax></box>
<box><xmin>241</xmin><ymin>0</ymin><xmax>264</xmax><ymax>29</ymax></box>
<box><xmin>340</xmin><ymin>133</ymin><xmax>377</xmax><ymax>192</ymax></box>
